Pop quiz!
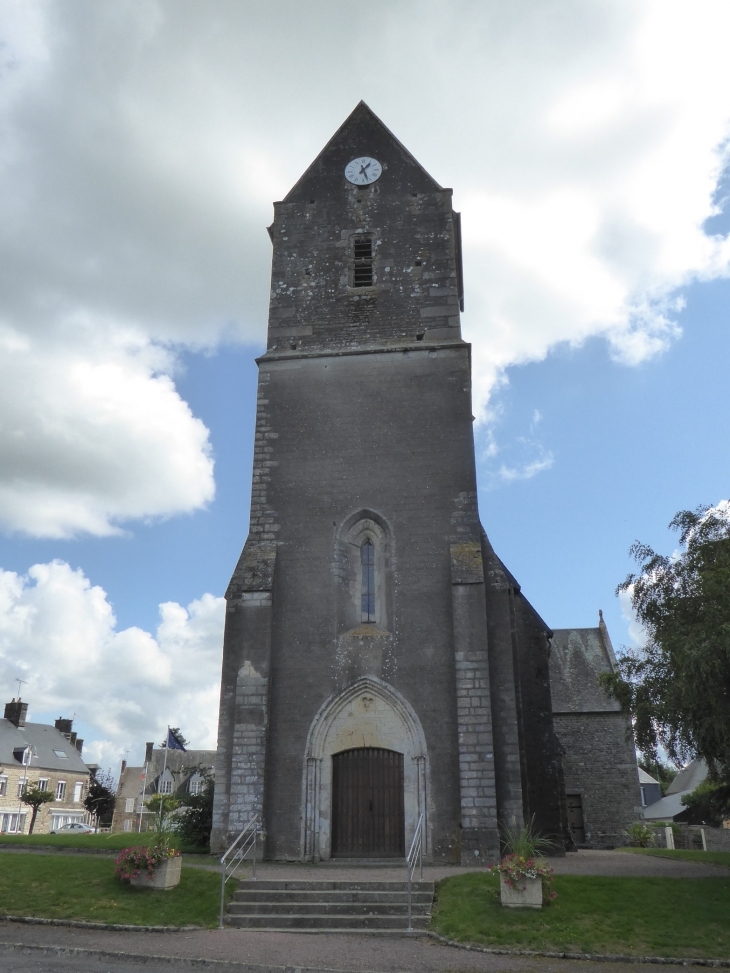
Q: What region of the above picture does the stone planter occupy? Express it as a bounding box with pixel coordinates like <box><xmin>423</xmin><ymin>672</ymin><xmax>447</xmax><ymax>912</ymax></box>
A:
<box><xmin>499</xmin><ymin>873</ymin><xmax>543</xmax><ymax>909</ymax></box>
<box><xmin>130</xmin><ymin>855</ymin><xmax>182</xmax><ymax>891</ymax></box>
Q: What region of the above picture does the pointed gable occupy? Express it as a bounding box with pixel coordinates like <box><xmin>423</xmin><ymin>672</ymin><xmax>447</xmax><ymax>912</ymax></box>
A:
<box><xmin>283</xmin><ymin>101</ymin><xmax>442</xmax><ymax>202</ymax></box>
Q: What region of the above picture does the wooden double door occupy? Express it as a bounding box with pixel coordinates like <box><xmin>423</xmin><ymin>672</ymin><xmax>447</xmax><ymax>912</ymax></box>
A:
<box><xmin>331</xmin><ymin>747</ymin><xmax>405</xmax><ymax>858</ymax></box>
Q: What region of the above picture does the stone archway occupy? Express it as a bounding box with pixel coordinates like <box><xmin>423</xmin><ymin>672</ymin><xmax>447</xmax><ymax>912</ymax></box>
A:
<box><xmin>301</xmin><ymin>677</ymin><xmax>429</xmax><ymax>861</ymax></box>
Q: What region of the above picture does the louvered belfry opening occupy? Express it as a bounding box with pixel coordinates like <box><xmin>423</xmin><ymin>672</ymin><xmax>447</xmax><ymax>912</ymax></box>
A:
<box><xmin>331</xmin><ymin>747</ymin><xmax>405</xmax><ymax>857</ymax></box>
<box><xmin>352</xmin><ymin>236</ymin><xmax>374</xmax><ymax>287</ymax></box>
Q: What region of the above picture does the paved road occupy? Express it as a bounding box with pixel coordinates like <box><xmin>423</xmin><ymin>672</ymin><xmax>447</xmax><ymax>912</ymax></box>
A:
<box><xmin>0</xmin><ymin>937</ymin><xmax>713</xmax><ymax>973</ymax></box>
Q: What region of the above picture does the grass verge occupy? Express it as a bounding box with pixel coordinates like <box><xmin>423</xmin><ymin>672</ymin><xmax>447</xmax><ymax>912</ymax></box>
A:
<box><xmin>0</xmin><ymin>832</ymin><xmax>205</xmax><ymax>854</ymax></box>
<box><xmin>0</xmin><ymin>854</ymin><xmax>222</xmax><ymax>927</ymax></box>
<box><xmin>619</xmin><ymin>847</ymin><xmax>730</xmax><ymax>868</ymax></box>
<box><xmin>432</xmin><ymin>872</ymin><xmax>730</xmax><ymax>959</ymax></box>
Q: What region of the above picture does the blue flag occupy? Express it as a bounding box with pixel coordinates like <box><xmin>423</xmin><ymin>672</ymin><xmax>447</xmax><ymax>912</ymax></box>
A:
<box><xmin>166</xmin><ymin>728</ymin><xmax>186</xmax><ymax>752</ymax></box>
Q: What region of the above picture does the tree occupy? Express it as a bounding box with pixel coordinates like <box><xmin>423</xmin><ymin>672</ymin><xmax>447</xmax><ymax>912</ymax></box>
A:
<box><xmin>680</xmin><ymin>780</ymin><xmax>730</xmax><ymax>827</ymax></box>
<box><xmin>21</xmin><ymin>783</ymin><xmax>54</xmax><ymax>833</ymax></box>
<box><xmin>601</xmin><ymin>505</ymin><xmax>730</xmax><ymax>782</ymax></box>
<box><xmin>84</xmin><ymin>770</ymin><xmax>116</xmax><ymax>828</ymax></box>
<box><xmin>174</xmin><ymin>772</ymin><xmax>214</xmax><ymax>848</ymax></box>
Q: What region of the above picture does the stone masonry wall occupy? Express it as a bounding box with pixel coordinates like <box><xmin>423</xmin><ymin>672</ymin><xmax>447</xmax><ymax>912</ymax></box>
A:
<box><xmin>554</xmin><ymin>711</ymin><xmax>640</xmax><ymax>846</ymax></box>
<box><xmin>450</xmin><ymin>541</ymin><xmax>498</xmax><ymax>863</ymax></box>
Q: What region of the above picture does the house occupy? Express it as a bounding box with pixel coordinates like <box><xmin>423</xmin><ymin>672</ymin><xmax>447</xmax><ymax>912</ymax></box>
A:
<box><xmin>642</xmin><ymin>758</ymin><xmax>708</xmax><ymax>822</ymax></box>
<box><xmin>0</xmin><ymin>699</ymin><xmax>91</xmax><ymax>834</ymax></box>
<box><xmin>211</xmin><ymin>102</ymin><xmax>641</xmax><ymax>860</ymax></box>
<box><xmin>638</xmin><ymin>768</ymin><xmax>662</xmax><ymax>810</ymax></box>
<box><xmin>111</xmin><ymin>741</ymin><xmax>215</xmax><ymax>833</ymax></box>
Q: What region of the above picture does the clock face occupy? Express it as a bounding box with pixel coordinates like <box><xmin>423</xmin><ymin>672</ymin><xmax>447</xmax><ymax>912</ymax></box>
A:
<box><xmin>345</xmin><ymin>157</ymin><xmax>382</xmax><ymax>185</ymax></box>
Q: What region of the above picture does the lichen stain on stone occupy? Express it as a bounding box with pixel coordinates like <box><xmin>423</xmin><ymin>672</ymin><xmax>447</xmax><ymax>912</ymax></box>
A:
<box><xmin>450</xmin><ymin>541</ymin><xmax>483</xmax><ymax>584</ymax></box>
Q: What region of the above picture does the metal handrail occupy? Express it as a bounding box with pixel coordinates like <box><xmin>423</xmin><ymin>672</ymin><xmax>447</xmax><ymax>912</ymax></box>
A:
<box><xmin>406</xmin><ymin>812</ymin><xmax>424</xmax><ymax>931</ymax></box>
<box><xmin>219</xmin><ymin>815</ymin><xmax>259</xmax><ymax>929</ymax></box>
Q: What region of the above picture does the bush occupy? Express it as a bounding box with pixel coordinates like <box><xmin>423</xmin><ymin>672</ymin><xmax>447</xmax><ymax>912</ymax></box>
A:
<box><xmin>681</xmin><ymin>781</ymin><xmax>730</xmax><ymax>826</ymax></box>
<box><xmin>623</xmin><ymin>822</ymin><xmax>655</xmax><ymax>847</ymax></box>
<box><xmin>174</xmin><ymin>774</ymin><xmax>213</xmax><ymax>848</ymax></box>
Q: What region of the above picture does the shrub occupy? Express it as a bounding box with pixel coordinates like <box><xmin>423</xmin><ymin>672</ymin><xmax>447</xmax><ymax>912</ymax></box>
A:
<box><xmin>623</xmin><ymin>822</ymin><xmax>655</xmax><ymax>847</ymax></box>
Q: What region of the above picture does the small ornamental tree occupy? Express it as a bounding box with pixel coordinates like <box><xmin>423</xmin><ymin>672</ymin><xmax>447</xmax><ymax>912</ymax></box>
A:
<box><xmin>21</xmin><ymin>784</ymin><xmax>54</xmax><ymax>833</ymax></box>
<box><xmin>83</xmin><ymin>770</ymin><xmax>116</xmax><ymax>828</ymax></box>
<box><xmin>144</xmin><ymin>793</ymin><xmax>180</xmax><ymax>818</ymax></box>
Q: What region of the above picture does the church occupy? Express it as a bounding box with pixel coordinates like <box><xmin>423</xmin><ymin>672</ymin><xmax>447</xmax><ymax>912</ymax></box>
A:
<box><xmin>211</xmin><ymin>103</ymin><xmax>640</xmax><ymax>863</ymax></box>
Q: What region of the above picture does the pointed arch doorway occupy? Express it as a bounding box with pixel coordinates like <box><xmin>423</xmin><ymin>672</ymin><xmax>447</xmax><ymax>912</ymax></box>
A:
<box><xmin>331</xmin><ymin>747</ymin><xmax>405</xmax><ymax>857</ymax></box>
<box><xmin>301</xmin><ymin>677</ymin><xmax>429</xmax><ymax>861</ymax></box>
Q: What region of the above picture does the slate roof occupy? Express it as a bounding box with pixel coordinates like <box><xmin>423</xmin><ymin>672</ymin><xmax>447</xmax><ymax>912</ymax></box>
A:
<box><xmin>641</xmin><ymin>792</ymin><xmax>689</xmax><ymax>821</ymax></box>
<box><xmin>639</xmin><ymin>767</ymin><xmax>660</xmax><ymax>784</ymax></box>
<box><xmin>0</xmin><ymin>719</ymin><xmax>90</xmax><ymax>775</ymax></box>
<box><xmin>116</xmin><ymin>766</ymin><xmax>145</xmax><ymax>801</ymax></box>
<box><xmin>283</xmin><ymin>101</ymin><xmax>443</xmax><ymax>203</ymax></box>
<box><xmin>666</xmin><ymin>757</ymin><xmax>708</xmax><ymax>795</ymax></box>
<box><xmin>641</xmin><ymin>758</ymin><xmax>708</xmax><ymax>820</ymax></box>
<box><xmin>549</xmin><ymin>619</ymin><xmax>621</xmax><ymax>714</ymax></box>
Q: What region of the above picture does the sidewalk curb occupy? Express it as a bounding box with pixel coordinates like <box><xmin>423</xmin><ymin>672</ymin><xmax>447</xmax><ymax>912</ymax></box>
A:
<box><xmin>0</xmin><ymin>914</ymin><xmax>198</xmax><ymax>932</ymax></box>
<box><xmin>0</xmin><ymin>942</ymin><xmax>364</xmax><ymax>973</ymax></box>
<box><xmin>428</xmin><ymin>933</ymin><xmax>730</xmax><ymax>967</ymax></box>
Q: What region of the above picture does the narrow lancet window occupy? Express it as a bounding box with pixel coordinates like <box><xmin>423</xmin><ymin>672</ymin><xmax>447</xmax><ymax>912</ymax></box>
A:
<box><xmin>353</xmin><ymin>236</ymin><xmax>374</xmax><ymax>287</ymax></box>
<box><xmin>361</xmin><ymin>538</ymin><xmax>375</xmax><ymax>623</ymax></box>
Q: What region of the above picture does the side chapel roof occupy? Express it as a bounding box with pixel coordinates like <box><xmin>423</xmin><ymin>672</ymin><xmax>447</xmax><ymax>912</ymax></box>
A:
<box><xmin>549</xmin><ymin>614</ymin><xmax>622</xmax><ymax>714</ymax></box>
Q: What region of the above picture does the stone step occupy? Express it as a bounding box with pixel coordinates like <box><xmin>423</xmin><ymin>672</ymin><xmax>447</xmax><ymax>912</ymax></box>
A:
<box><xmin>225</xmin><ymin>878</ymin><xmax>435</xmax><ymax>932</ymax></box>
<box><xmin>231</xmin><ymin>889</ymin><xmax>433</xmax><ymax>904</ymax></box>
<box><xmin>224</xmin><ymin>913</ymin><xmax>431</xmax><ymax>930</ymax></box>
<box><xmin>227</xmin><ymin>901</ymin><xmax>431</xmax><ymax>917</ymax></box>
<box><xmin>234</xmin><ymin>880</ymin><xmax>433</xmax><ymax>893</ymax></box>
<box><xmin>319</xmin><ymin>858</ymin><xmax>407</xmax><ymax>867</ymax></box>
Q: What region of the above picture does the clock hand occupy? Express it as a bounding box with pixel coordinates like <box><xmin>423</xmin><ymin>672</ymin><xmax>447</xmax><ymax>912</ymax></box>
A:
<box><xmin>359</xmin><ymin>162</ymin><xmax>371</xmax><ymax>175</ymax></box>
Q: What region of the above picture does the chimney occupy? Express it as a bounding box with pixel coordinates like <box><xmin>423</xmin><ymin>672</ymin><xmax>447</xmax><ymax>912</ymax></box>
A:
<box><xmin>54</xmin><ymin>717</ymin><xmax>73</xmax><ymax>737</ymax></box>
<box><xmin>120</xmin><ymin>759</ymin><xmax>127</xmax><ymax>776</ymax></box>
<box><xmin>145</xmin><ymin>741</ymin><xmax>154</xmax><ymax>764</ymax></box>
<box><xmin>75</xmin><ymin>738</ymin><xmax>84</xmax><ymax>754</ymax></box>
<box><xmin>4</xmin><ymin>699</ymin><xmax>28</xmax><ymax>728</ymax></box>
<box><xmin>69</xmin><ymin>731</ymin><xmax>77</xmax><ymax>747</ymax></box>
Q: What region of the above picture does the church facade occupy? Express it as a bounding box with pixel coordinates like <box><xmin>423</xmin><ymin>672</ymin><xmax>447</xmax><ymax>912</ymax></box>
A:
<box><xmin>211</xmin><ymin>103</ymin><xmax>639</xmax><ymax>863</ymax></box>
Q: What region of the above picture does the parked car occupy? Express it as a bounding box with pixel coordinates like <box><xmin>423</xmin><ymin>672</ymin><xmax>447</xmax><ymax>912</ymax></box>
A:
<box><xmin>50</xmin><ymin>822</ymin><xmax>95</xmax><ymax>834</ymax></box>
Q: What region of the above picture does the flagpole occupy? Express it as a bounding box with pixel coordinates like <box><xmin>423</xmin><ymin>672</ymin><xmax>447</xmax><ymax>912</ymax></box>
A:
<box><xmin>137</xmin><ymin>761</ymin><xmax>147</xmax><ymax>833</ymax></box>
<box><xmin>159</xmin><ymin>725</ymin><xmax>170</xmax><ymax>825</ymax></box>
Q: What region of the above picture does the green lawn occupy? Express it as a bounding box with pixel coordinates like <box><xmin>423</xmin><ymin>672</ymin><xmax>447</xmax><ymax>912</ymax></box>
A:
<box><xmin>432</xmin><ymin>872</ymin><xmax>730</xmax><ymax>959</ymax></box>
<box><xmin>619</xmin><ymin>847</ymin><xmax>730</xmax><ymax>868</ymax></box>
<box><xmin>0</xmin><ymin>854</ymin><xmax>222</xmax><ymax>927</ymax></box>
<box><xmin>0</xmin><ymin>832</ymin><xmax>205</xmax><ymax>854</ymax></box>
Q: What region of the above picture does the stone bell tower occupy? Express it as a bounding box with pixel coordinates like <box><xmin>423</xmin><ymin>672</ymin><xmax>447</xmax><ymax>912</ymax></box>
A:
<box><xmin>211</xmin><ymin>102</ymin><xmax>567</xmax><ymax>862</ymax></box>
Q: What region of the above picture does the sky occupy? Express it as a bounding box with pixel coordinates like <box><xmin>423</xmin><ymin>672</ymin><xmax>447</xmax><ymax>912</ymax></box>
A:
<box><xmin>1</xmin><ymin>0</ymin><xmax>729</xmax><ymax>775</ymax></box>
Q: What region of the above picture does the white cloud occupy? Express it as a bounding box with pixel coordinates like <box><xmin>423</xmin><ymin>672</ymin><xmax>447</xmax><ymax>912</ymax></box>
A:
<box><xmin>491</xmin><ymin>446</ymin><xmax>555</xmax><ymax>485</ymax></box>
<box><xmin>0</xmin><ymin>0</ymin><xmax>729</xmax><ymax>534</ymax></box>
<box><xmin>0</xmin><ymin>560</ymin><xmax>225</xmax><ymax>769</ymax></box>
<box><xmin>0</xmin><ymin>319</ymin><xmax>215</xmax><ymax>537</ymax></box>
<box><xmin>618</xmin><ymin>584</ymin><xmax>647</xmax><ymax>647</ymax></box>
